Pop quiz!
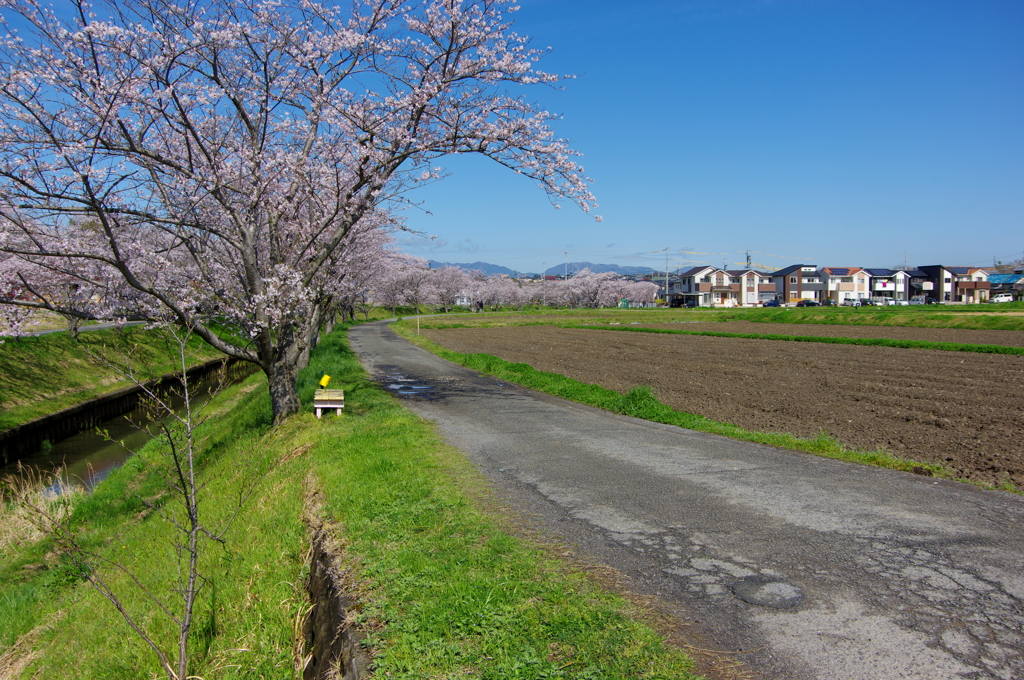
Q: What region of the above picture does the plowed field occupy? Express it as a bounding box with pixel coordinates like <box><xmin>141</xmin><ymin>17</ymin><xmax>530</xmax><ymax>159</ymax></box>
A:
<box><xmin>421</xmin><ymin>325</ymin><xmax>1024</xmax><ymax>488</ymax></box>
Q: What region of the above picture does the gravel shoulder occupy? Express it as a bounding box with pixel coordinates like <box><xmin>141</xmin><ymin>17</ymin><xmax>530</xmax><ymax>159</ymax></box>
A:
<box><xmin>422</xmin><ymin>325</ymin><xmax>1024</xmax><ymax>488</ymax></box>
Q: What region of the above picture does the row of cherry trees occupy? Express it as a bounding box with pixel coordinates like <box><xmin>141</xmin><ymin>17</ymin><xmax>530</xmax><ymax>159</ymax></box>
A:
<box><xmin>366</xmin><ymin>256</ymin><xmax>660</xmax><ymax>313</ymax></box>
<box><xmin>0</xmin><ymin>0</ymin><xmax>599</xmax><ymax>422</ymax></box>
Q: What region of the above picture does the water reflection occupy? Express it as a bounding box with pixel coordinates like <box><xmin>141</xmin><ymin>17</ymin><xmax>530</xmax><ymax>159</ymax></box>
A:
<box><xmin>1</xmin><ymin>365</ymin><xmax>254</xmax><ymax>490</ymax></box>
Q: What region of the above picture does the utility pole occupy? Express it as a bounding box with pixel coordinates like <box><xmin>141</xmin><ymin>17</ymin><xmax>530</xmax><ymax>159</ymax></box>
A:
<box><xmin>563</xmin><ymin>251</ymin><xmax>568</xmax><ymax>280</ymax></box>
<box><xmin>542</xmin><ymin>262</ymin><xmax>548</xmax><ymax>306</ymax></box>
<box><xmin>652</xmin><ymin>247</ymin><xmax>671</xmax><ymax>306</ymax></box>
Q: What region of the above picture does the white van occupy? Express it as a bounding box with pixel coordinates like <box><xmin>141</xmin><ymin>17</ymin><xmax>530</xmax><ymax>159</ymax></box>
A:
<box><xmin>990</xmin><ymin>294</ymin><xmax>1014</xmax><ymax>303</ymax></box>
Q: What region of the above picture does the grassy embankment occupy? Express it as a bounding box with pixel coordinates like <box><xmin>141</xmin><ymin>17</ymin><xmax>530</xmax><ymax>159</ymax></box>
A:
<box><xmin>395</xmin><ymin>315</ymin><xmax>1022</xmax><ymax>494</ymax></box>
<box><xmin>0</xmin><ymin>325</ymin><xmax>700</xmax><ymax>678</ymax></box>
<box><xmin>713</xmin><ymin>302</ymin><xmax>1024</xmax><ymax>330</ymax></box>
<box><xmin>0</xmin><ymin>327</ymin><xmax>225</xmax><ymax>432</ymax></box>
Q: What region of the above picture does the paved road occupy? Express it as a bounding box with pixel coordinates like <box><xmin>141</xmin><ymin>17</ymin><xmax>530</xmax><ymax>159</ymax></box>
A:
<box><xmin>349</xmin><ymin>321</ymin><xmax>1024</xmax><ymax>680</ymax></box>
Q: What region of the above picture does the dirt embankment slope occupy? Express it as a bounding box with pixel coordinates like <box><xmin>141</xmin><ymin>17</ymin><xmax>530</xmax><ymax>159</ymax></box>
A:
<box><xmin>422</xmin><ymin>326</ymin><xmax>1024</xmax><ymax>488</ymax></box>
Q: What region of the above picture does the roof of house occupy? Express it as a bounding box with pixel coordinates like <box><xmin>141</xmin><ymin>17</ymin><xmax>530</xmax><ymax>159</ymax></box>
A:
<box><xmin>725</xmin><ymin>269</ymin><xmax>770</xmax><ymax>276</ymax></box>
<box><xmin>864</xmin><ymin>268</ymin><xmax>896</xmax><ymax>276</ymax></box>
<box><xmin>773</xmin><ymin>264</ymin><xmax>814</xmax><ymax>277</ymax></box>
<box><xmin>821</xmin><ymin>267</ymin><xmax>863</xmax><ymax>276</ymax></box>
<box><xmin>678</xmin><ymin>266</ymin><xmax>717</xmax><ymax>277</ymax></box>
<box><xmin>989</xmin><ymin>273</ymin><xmax>1023</xmax><ymax>285</ymax></box>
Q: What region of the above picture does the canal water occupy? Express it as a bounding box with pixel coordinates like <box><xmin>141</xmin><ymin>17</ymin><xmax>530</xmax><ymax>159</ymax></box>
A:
<box><xmin>0</xmin><ymin>361</ymin><xmax>260</xmax><ymax>490</ymax></box>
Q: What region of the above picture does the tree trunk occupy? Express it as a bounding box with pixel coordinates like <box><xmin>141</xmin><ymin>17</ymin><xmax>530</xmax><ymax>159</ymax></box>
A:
<box><xmin>268</xmin><ymin>357</ymin><xmax>301</xmax><ymax>423</ymax></box>
<box><xmin>266</xmin><ymin>327</ymin><xmax>304</xmax><ymax>423</ymax></box>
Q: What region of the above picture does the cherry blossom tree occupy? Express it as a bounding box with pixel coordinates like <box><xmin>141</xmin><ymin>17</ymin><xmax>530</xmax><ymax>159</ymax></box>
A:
<box><xmin>0</xmin><ymin>0</ymin><xmax>597</xmax><ymax>422</ymax></box>
<box><xmin>430</xmin><ymin>265</ymin><xmax>470</xmax><ymax>312</ymax></box>
<box><xmin>568</xmin><ymin>268</ymin><xmax>622</xmax><ymax>308</ymax></box>
<box><xmin>621</xmin><ymin>279</ymin><xmax>659</xmax><ymax>306</ymax></box>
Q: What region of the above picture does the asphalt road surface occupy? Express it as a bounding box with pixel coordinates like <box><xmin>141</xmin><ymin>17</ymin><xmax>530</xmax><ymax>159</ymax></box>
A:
<box><xmin>349</xmin><ymin>321</ymin><xmax>1024</xmax><ymax>680</ymax></box>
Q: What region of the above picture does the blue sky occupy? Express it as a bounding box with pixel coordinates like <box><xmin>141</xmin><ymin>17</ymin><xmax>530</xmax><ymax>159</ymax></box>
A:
<box><xmin>396</xmin><ymin>0</ymin><xmax>1023</xmax><ymax>275</ymax></box>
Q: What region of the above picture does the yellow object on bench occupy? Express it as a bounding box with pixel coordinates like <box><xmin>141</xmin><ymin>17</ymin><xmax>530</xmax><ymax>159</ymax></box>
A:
<box><xmin>313</xmin><ymin>389</ymin><xmax>345</xmax><ymax>418</ymax></box>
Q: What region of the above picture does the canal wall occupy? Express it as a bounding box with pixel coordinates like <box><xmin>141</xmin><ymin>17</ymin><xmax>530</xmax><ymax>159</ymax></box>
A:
<box><xmin>0</xmin><ymin>357</ymin><xmax>255</xmax><ymax>465</ymax></box>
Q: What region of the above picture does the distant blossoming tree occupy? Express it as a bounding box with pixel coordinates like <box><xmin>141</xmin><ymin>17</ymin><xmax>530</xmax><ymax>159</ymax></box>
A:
<box><xmin>0</xmin><ymin>0</ymin><xmax>597</xmax><ymax>421</ymax></box>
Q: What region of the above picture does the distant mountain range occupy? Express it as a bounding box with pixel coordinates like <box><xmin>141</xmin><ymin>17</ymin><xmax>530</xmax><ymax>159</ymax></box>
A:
<box><xmin>428</xmin><ymin>260</ymin><xmax>656</xmax><ymax>277</ymax></box>
<box><xmin>543</xmin><ymin>262</ymin><xmax>656</xmax><ymax>277</ymax></box>
<box><xmin>428</xmin><ymin>261</ymin><xmax>521</xmax><ymax>276</ymax></box>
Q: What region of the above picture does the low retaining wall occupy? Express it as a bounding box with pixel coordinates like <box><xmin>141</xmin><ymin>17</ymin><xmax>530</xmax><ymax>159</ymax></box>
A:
<box><xmin>0</xmin><ymin>357</ymin><xmax>253</xmax><ymax>465</ymax></box>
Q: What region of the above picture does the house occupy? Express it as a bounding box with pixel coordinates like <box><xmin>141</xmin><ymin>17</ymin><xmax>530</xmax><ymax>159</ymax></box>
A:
<box><xmin>864</xmin><ymin>268</ymin><xmax>911</xmax><ymax>302</ymax></box>
<box><xmin>671</xmin><ymin>266</ymin><xmax>718</xmax><ymax>307</ymax></box>
<box><xmin>988</xmin><ymin>273</ymin><xmax>1022</xmax><ymax>298</ymax></box>
<box><xmin>671</xmin><ymin>267</ymin><xmax>775</xmax><ymax>307</ymax></box>
<box><xmin>770</xmin><ymin>265</ymin><xmax>825</xmax><ymax>304</ymax></box>
<box><xmin>917</xmin><ymin>266</ymin><xmax>991</xmax><ymax>303</ymax></box>
<box><xmin>901</xmin><ymin>268</ymin><xmax>933</xmax><ymax>300</ymax></box>
<box><xmin>819</xmin><ymin>267</ymin><xmax>871</xmax><ymax>304</ymax></box>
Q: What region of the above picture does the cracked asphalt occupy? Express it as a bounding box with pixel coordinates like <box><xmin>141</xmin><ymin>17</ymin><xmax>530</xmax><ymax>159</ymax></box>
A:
<box><xmin>348</xmin><ymin>321</ymin><xmax>1024</xmax><ymax>680</ymax></box>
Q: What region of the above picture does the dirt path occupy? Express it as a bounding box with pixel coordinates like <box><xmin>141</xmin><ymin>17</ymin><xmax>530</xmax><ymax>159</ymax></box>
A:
<box><xmin>422</xmin><ymin>326</ymin><xmax>1024</xmax><ymax>488</ymax></box>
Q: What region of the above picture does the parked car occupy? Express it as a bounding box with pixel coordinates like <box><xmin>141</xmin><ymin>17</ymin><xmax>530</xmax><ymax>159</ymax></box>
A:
<box><xmin>860</xmin><ymin>299</ymin><xmax>877</xmax><ymax>306</ymax></box>
<box><xmin>795</xmin><ymin>300</ymin><xmax>820</xmax><ymax>307</ymax></box>
<box><xmin>910</xmin><ymin>296</ymin><xmax>940</xmax><ymax>305</ymax></box>
<box><xmin>821</xmin><ymin>298</ymin><xmax>837</xmax><ymax>307</ymax></box>
<box><xmin>683</xmin><ymin>300</ymin><xmax>699</xmax><ymax>308</ymax></box>
<box><xmin>842</xmin><ymin>299</ymin><xmax>862</xmax><ymax>307</ymax></box>
<box><xmin>991</xmin><ymin>294</ymin><xmax>1014</xmax><ymax>303</ymax></box>
<box><xmin>762</xmin><ymin>299</ymin><xmax>781</xmax><ymax>307</ymax></box>
<box><xmin>884</xmin><ymin>298</ymin><xmax>910</xmax><ymax>306</ymax></box>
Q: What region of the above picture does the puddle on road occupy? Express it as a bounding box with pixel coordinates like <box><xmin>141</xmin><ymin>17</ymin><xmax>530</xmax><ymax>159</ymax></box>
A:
<box><xmin>377</xmin><ymin>368</ymin><xmax>440</xmax><ymax>399</ymax></box>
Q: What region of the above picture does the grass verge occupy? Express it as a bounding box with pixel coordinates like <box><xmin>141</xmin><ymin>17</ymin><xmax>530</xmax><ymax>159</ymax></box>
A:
<box><xmin>394</xmin><ymin>305</ymin><xmax>1024</xmax><ymax>332</ymax></box>
<box><xmin>713</xmin><ymin>305</ymin><xmax>1024</xmax><ymax>330</ymax></box>
<box><xmin>396</xmin><ymin>325</ymin><xmax>988</xmax><ymax>488</ymax></box>
<box><xmin>1</xmin><ymin>325</ymin><xmax>701</xmax><ymax>679</ymax></box>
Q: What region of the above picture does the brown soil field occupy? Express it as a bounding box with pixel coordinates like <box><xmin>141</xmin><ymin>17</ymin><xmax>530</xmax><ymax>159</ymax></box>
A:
<box><xmin>630</xmin><ymin>320</ymin><xmax>1024</xmax><ymax>346</ymax></box>
<box><xmin>421</xmin><ymin>325</ymin><xmax>1024</xmax><ymax>489</ymax></box>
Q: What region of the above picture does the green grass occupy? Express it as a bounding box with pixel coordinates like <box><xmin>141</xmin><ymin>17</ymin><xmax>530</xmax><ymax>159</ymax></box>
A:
<box><xmin>1</xmin><ymin>325</ymin><xmax>701</xmax><ymax>679</ymax></box>
<box><xmin>561</xmin><ymin>324</ymin><xmax>1024</xmax><ymax>355</ymax></box>
<box><xmin>713</xmin><ymin>304</ymin><xmax>1024</xmax><ymax>330</ymax></box>
<box><xmin>397</xmin><ymin>327</ymin><xmax>983</xmax><ymax>487</ymax></box>
<box><xmin>0</xmin><ymin>327</ymin><xmax>225</xmax><ymax>432</ymax></box>
<box><xmin>400</xmin><ymin>304</ymin><xmax>1024</xmax><ymax>331</ymax></box>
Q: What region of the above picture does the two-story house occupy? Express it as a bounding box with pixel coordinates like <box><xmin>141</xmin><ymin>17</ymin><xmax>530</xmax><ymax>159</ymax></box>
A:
<box><xmin>864</xmin><ymin>268</ymin><xmax>911</xmax><ymax>302</ymax></box>
<box><xmin>671</xmin><ymin>267</ymin><xmax>776</xmax><ymax>307</ymax></box>
<box><xmin>771</xmin><ymin>265</ymin><xmax>826</xmax><ymax>304</ymax></box>
<box><xmin>728</xmin><ymin>269</ymin><xmax>777</xmax><ymax>306</ymax></box>
<box><xmin>819</xmin><ymin>267</ymin><xmax>870</xmax><ymax>304</ymax></box>
<box><xmin>917</xmin><ymin>266</ymin><xmax>991</xmax><ymax>303</ymax></box>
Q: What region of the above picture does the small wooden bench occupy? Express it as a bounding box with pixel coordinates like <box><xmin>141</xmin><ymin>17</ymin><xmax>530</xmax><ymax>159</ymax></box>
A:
<box><xmin>313</xmin><ymin>389</ymin><xmax>345</xmax><ymax>418</ymax></box>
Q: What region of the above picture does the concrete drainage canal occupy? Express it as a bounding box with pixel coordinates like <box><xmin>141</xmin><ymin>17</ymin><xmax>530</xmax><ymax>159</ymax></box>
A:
<box><xmin>0</xmin><ymin>358</ymin><xmax>258</xmax><ymax>488</ymax></box>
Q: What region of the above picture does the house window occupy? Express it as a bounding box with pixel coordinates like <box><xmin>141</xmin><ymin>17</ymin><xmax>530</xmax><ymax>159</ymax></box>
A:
<box><xmin>944</xmin><ymin>277</ymin><xmax>951</xmax><ymax>283</ymax></box>
<box><xmin>790</xmin><ymin>276</ymin><xmax>797</xmax><ymax>284</ymax></box>
<box><xmin>841</xmin><ymin>277</ymin><xmax>853</xmax><ymax>283</ymax></box>
<box><xmin>701</xmin><ymin>276</ymin><xmax>711</xmax><ymax>283</ymax></box>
